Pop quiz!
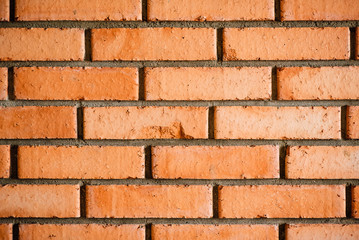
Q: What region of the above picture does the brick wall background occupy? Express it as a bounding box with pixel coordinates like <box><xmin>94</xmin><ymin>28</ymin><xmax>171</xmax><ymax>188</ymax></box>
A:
<box><xmin>0</xmin><ymin>0</ymin><xmax>359</xmax><ymax>239</ymax></box>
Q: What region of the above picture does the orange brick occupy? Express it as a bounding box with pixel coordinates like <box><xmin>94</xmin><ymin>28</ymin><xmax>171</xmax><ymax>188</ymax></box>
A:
<box><xmin>281</xmin><ymin>0</ymin><xmax>359</xmax><ymax>21</ymax></box>
<box><xmin>286</xmin><ymin>224</ymin><xmax>359</xmax><ymax>239</ymax></box>
<box><xmin>0</xmin><ymin>224</ymin><xmax>12</xmax><ymax>240</ymax></box>
<box><xmin>347</xmin><ymin>106</ymin><xmax>359</xmax><ymax>139</ymax></box>
<box><xmin>0</xmin><ymin>106</ymin><xmax>77</xmax><ymax>139</ymax></box>
<box><xmin>18</xmin><ymin>146</ymin><xmax>144</xmax><ymax>179</ymax></box>
<box><xmin>83</xmin><ymin>107</ymin><xmax>208</xmax><ymax>139</ymax></box>
<box><xmin>218</xmin><ymin>185</ymin><xmax>345</xmax><ymax>218</ymax></box>
<box><xmin>15</xmin><ymin>0</ymin><xmax>141</xmax><ymax>21</ymax></box>
<box><xmin>223</xmin><ymin>28</ymin><xmax>349</xmax><ymax>60</ymax></box>
<box><xmin>357</xmin><ymin>29</ymin><xmax>359</xmax><ymax>59</ymax></box>
<box><xmin>152</xmin><ymin>224</ymin><xmax>278</xmax><ymax>240</ymax></box>
<box><xmin>14</xmin><ymin>67</ymin><xmax>139</xmax><ymax>100</ymax></box>
<box><xmin>353</xmin><ymin>186</ymin><xmax>359</xmax><ymax>218</ymax></box>
<box><xmin>0</xmin><ymin>145</ymin><xmax>10</xmax><ymax>178</ymax></box>
<box><xmin>145</xmin><ymin>67</ymin><xmax>271</xmax><ymax>100</ymax></box>
<box><xmin>147</xmin><ymin>0</ymin><xmax>274</xmax><ymax>21</ymax></box>
<box><xmin>19</xmin><ymin>224</ymin><xmax>145</xmax><ymax>240</ymax></box>
<box><xmin>286</xmin><ymin>146</ymin><xmax>359</xmax><ymax>179</ymax></box>
<box><xmin>91</xmin><ymin>28</ymin><xmax>216</xmax><ymax>61</ymax></box>
<box><xmin>0</xmin><ymin>68</ymin><xmax>7</xmax><ymax>100</ymax></box>
<box><xmin>0</xmin><ymin>185</ymin><xmax>80</xmax><ymax>218</ymax></box>
<box><xmin>0</xmin><ymin>28</ymin><xmax>84</xmax><ymax>61</ymax></box>
<box><xmin>278</xmin><ymin>67</ymin><xmax>359</xmax><ymax>100</ymax></box>
<box><xmin>0</xmin><ymin>0</ymin><xmax>9</xmax><ymax>21</ymax></box>
<box><xmin>214</xmin><ymin>106</ymin><xmax>341</xmax><ymax>139</ymax></box>
<box><xmin>152</xmin><ymin>146</ymin><xmax>279</xmax><ymax>179</ymax></box>
<box><xmin>86</xmin><ymin>185</ymin><xmax>212</xmax><ymax>218</ymax></box>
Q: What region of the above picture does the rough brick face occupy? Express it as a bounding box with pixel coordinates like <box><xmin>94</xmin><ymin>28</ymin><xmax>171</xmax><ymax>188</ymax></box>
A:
<box><xmin>214</xmin><ymin>106</ymin><xmax>341</xmax><ymax>139</ymax></box>
<box><xmin>91</xmin><ymin>28</ymin><xmax>216</xmax><ymax>61</ymax></box>
<box><xmin>0</xmin><ymin>106</ymin><xmax>77</xmax><ymax>139</ymax></box>
<box><xmin>14</xmin><ymin>67</ymin><xmax>139</xmax><ymax>100</ymax></box>
<box><xmin>15</xmin><ymin>0</ymin><xmax>141</xmax><ymax>21</ymax></box>
<box><xmin>0</xmin><ymin>185</ymin><xmax>80</xmax><ymax>218</ymax></box>
<box><xmin>145</xmin><ymin>67</ymin><xmax>272</xmax><ymax>100</ymax></box>
<box><xmin>0</xmin><ymin>224</ymin><xmax>12</xmax><ymax>240</ymax></box>
<box><xmin>0</xmin><ymin>28</ymin><xmax>84</xmax><ymax>61</ymax></box>
<box><xmin>218</xmin><ymin>185</ymin><xmax>345</xmax><ymax>218</ymax></box>
<box><xmin>147</xmin><ymin>0</ymin><xmax>274</xmax><ymax>21</ymax></box>
<box><xmin>18</xmin><ymin>146</ymin><xmax>144</xmax><ymax>179</ymax></box>
<box><xmin>357</xmin><ymin>28</ymin><xmax>359</xmax><ymax>59</ymax></box>
<box><xmin>353</xmin><ymin>186</ymin><xmax>359</xmax><ymax>218</ymax></box>
<box><xmin>0</xmin><ymin>68</ymin><xmax>7</xmax><ymax>100</ymax></box>
<box><xmin>286</xmin><ymin>224</ymin><xmax>359</xmax><ymax>239</ymax></box>
<box><xmin>152</xmin><ymin>146</ymin><xmax>279</xmax><ymax>179</ymax></box>
<box><xmin>347</xmin><ymin>106</ymin><xmax>359</xmax><ymax>139</ymax></box>
<box><xmin>0</xmin><ymin>145</ymin><xmax>10</xmax><ymax>178</ymax></box>
<box><xmin>223</xmin><ymin>28</ymin><xmax>349</xmax><ymax>60</ymax></box>
<box><xmin>0</xmin><ymin>0</ymin><xmax>9</xmax><ymax>21</ymax></box>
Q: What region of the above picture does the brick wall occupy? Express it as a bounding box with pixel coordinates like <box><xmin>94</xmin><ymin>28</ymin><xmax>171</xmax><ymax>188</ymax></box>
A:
<box><xmin>0</xmin><ymin>0</ymin><xmax>359</xmax><ymax>239</ymax></box>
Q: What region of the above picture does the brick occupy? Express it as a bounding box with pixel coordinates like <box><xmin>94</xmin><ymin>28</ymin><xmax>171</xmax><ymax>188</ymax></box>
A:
<box><xmin>15</xmin><ymin>0</ymin><xmax>141</xmax><ymax>21</ymax></box>
<box><xmin>19</xmin><ymin>224</ymin><xmax>145</xmax><ymax>240</ymax></box>
<box><xmin>0</xmin><ymin>185</ymin><xmax>80</xmax><ymax>218</ymax></box>
<box><xmin>147</xmin><ymin>0</ymin><xmax>274</xmax><ymax>21</ymax></box>
<box><xmin>86</xmin><ymin>185</ymin><xmax>212</xmax><ymax>218</ymax></box>
<box><xmin>152</xmin><ymin>146</ymin><xmax>279</xmax><ymax>179</ymax></box>
<box><xmin>357</xmin><ymin>29</ymin><xmax>359</xmax><ymax>59</ymax></box>
<box><xmin>0</xmin><ymin>224</ymin><xmax>12</xmax><ymax>240</ymax></box>
<box><xmin>0</xmin><ymin>28</ymin><xmax>84</xmax><ymax>61</ymax></box>
<box><xmin>145</xmin><ymin>67</ymin><xmax>272</xmax><ymax>100</ymax></box>
<box><xmin>218</xmin><ymin>185</ymin><xmax>345</xmax><ymax>218</ymax></box>
<box><xmin>286</xmin><ymin>146</ymin><xmax>359</xmax><ymax>179</ymax></box>
<box><xmin>83</xmin><ymin>107</ymin><xmax>208</xmax><ymax>139</ymax></box>
<box><xmin>0</xmin><ymin>68</ymin><xmax>7</xmax><ymax>100</ymax></box>
<box><xmin>18</xmin><ymin>146</ymin><xmax>144</xmax><ymax>179</ymax></box>
<box><xmin>152</xmin><ymin>224</ymin><xmax>278</xmax><ymax>240</ymax></box>
<box><xmin>347</xmin><ymin>106</ymin><xmax>359</xmax><ymax>139</ymax></box>
<box><xmin>0</xmin><ymin>0</ymin><xmax>9</xmax><ymax>21</ymax></box>
<box><xmin>214</xmin><ymin>106</ymin><xmax>341</xmax><ymax>139</ymax></box>
<box><xmin>14</xmin><ymin>67</ymin><xmax>139</xmax><ymax>100</ymax></box>
<box><xmin>281</xmin><ymin>0</ymin><xmax>359</xmax><ymax>21</ymax></box>
<box><xmin>223</xmin><ymin>28</ymin><xmax>349</xmax><ymax>60</ymax></box>
<box><xmin>286</xmin><ymin>224</ymin><xmax>359</xmax><ymax>239</ymax></box>
<box><xmin>0</xmin><ymin>106</ymin><xmax>77</xmax><ymax>139</ymax></box>
<box><xmin>91</xmin><ymin>28</ymin><xmax>216</xmax><ymax>61</ymax></box>
<box><xmin>353</xmin><ymin>186</ymin><xmax>359</xmax><ymax>218</ymax></box>
<box><xmin>0</xmin><ymin>145</ymin><xmax>10</xmax><ymax>178</ymax></box>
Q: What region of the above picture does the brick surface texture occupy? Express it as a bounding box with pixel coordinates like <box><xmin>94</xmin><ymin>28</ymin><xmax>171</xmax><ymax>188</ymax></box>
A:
<box><xmin>0</xmin><ymin>0</ymin><xmax>358</xmax><ymax>239</ymax></box>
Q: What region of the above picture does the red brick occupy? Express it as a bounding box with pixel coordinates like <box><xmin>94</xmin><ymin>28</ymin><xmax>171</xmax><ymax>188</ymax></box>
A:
<box><xmin>0</xmin><ymin>224</ymin><xmax>12</xmax><ymax>240</ymax></box>
<box><xmin>91</xmin><ymin>28</ymin><xmax>216</xmax><ymax>61</ymax></box>
<box><xmin>152</xmin><ymin>224</ymin><xmax>278</xmax><ymax>240</ymax></box>
<box><xmin>18</xmin><ymin>146</ymin><xmax>144</xmax><ymax>179</ymax></box>
<box><xmin>353</xmin><ymin>186</ymin><xmax>359</xmax><ymax>218</ymax></box>
<box><xmin>0</xmin><ymin>145</ymin><xmax>10</xmax><ymax>178</ymax></box>
<box><xmin>286</xmin><ymin>224</ymin><xmax>359</xmax><ymax>239</ymax></box>
<box><xmin>0</xmin><ymin>106</ymin><xmax>77</xmax><ymax>139</ymax></box>
<box><xmin>347</xmin><ymin>106</ymin><xmax>359</xmax><ymax>139</ymax></box>
<box><xmin>0</xmin><ymin>68</ymin><xmax>7</xmax><ymax>100</ymax></box>
<box><xmin>19</xmin><ymin>224</ymin><xmax>145</xmax><ymax>240</ymax></box>
<box><xmin>357</xmin><ymin>29</ymin><xmax>359</xmax><ymax>59</ymax></box>
<box><xmin>0</xmin><ymin>185</ymin><xmax>80</xmax><ymax>218</ymax></box>
<box><xmin>14</xmin><ymin>67</ymin><xmax>138</xmax><ymax>100</ymax></box>
<box><xmin>214</xmin><ymin>106</ymin><xmax>341</xmax><ymax>139</ymax></box>
<box><xmin>0</xmin><ymin>28</ymin><xmax>84</xmax><ymax>61</ymax></box>
<box><xmin>147</xmin><ymin>0</ymin><xmax>274</xmax><ymax>21</ymax></box>
<box><xmin>86</xmin><ymin>185</ymin><xmax>212</xmax><ymax>218</ymax></box>
<box><xmin>219</xmin><ymin>185</ymin><xmax>345</xmax><ymax>218</ymax></box>
<box><xmin>278</xmin><ymin>67</ymin><xmax>359</xmax><ymax>100</ymax></box>
<box><xmin>83</xmin><ymin>107</ymin><xmax>208</xmax><ymax>139</ymax></box>
<box><xmin>281</xmin><ymin>0</ymin><xmax>359</xmax><ymax>21</ymax></box>
<box><xmin>0</xmin><ymin>0</ymin><xmax>9</xmax><ymax>21</ymax></box>
<box><xmin>145</xmin><ymin>67</ymin><xmax>272</xmax><ymax>100</ymax></box>
<box><xmin>15</xmin><ymin>0</ymin><xmax>141</xmax><ymax>21</ymax></box>
<box><xmin>286</xmin><ymin>146</ymin><xmax>359</xmax><ymax>179</ymax></box>
<box><xmin>223</xmin><ymin>28</ymin><xmax>349</xmax><ymax>60</ymax></box>
<box><xmin>152</xmin><ymin>146</ymin><xmax>279</xmax><ymax>179</ymax></box>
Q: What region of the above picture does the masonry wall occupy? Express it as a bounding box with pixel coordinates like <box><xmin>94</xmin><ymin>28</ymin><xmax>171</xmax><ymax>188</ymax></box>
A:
<box><xmin>0</xmin><ymin>0</ymin><xmax>359</xmax><ymax>239</ymax></box>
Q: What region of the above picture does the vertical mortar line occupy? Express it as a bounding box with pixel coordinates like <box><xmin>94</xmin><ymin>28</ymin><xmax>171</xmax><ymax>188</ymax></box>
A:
<box><xmin>278</xmin><ymin>224</ymin><xmax>286</xmax><ymax>240</ymax></box>
<box><xmin>80</xmin><ymin>183</ymin><xmax>87</xmax><ymax>218</ymax></box>
<box><xmin>142</xmin><ymin>0</ymin><xmax>148</xmax><ymax>21</ymax></box>
<box><xmin>8</xmin><ymin>67</ymin><xmax>15</xmax><ymax>100</ymax></box>
<box><xmin>274</xmin><ymin>0</ymin><xmax>281</xmax><ymax>21</ymax></box>
<box><xmin>77</xmin><ymin>106</ymin><xmax>84</xmax><ymax>140</ymax></box>
<box><xmin>10</xmin><ymin>145</ymin><xmax>18</xmax><ymax>179</ymax></box>
<box><xmin>346</xmin><ymin>185</ymin><xmax>352</xmax><ymax>218</ymax></box>
<box><xmin>216</xmin><ymin>28</ymin><xmax>224</xmax><ymax>62</ymax></box>
<box><xmin>9</xmin><ymin>0</ymin><xmax>15</xmax><ymax>21</ymax></box>
<box><xmin>271</xmin><ymin>66</ymin><xmax>278</xmax><ymax>101</ymax></box>
<box><xmin>84</xmin><ymin>29</ymin><xmax>92</xmax><ymax>62</ymax></box>
<box><xmin>341</xmin><ymin>106</ymin><xmax>347</xmax><ymax>140</ymax></box>
<box><xmin>138</xmin><ymin>68</ymin><xmax>145</xmax><ymax>101</ymax></box>
<box><xmin>12</xmin><ymin>223</ymin><xmax>19</xmax><ymax>240</ymax></box>
<box><xmin>349</xmin><ymin>28</ymin><xmax>356</xmax><ymax>60</ymax></box>
<box><xmin>145</xmin><ymin>223</ymin><xmax>152</xmax><ymax>240</ymax></box>
<box><xmin>279</xmin><ymin>144</ymin><xmax>287</xmax><ymax>179</ymax></box>
<box><xmin>212</xmin><ymin>185</ymin><xmax>219</xmax><ymax>218</ymax></box>
<box><xmin>145</xmin><ymin>146</ymin><xmax>153</xmax><ymax>179</ymax></box>
<box><xmin>208</xmin><ymin>106</ymin><xmax>215</xmax><ymax>139</ymax></box>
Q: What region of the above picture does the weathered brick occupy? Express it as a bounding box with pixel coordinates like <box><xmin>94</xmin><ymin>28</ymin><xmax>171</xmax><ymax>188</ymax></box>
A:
<box><xmin>91</xmin><ymin>28</ymin><xmax>216</xmax><ymax>61</ymax></box>
<box><xmin>0</xmin><ymin>145</ymin><xmax>10</xmax><ymax>178</ymax></box>
<box><xmin>0</xmin><ymin>0</ymin><xmax>9</xmax><ymax>21</ymax></box>
<box><xmin>83</xmin><ymin>107</ymin><xmax>208</xmax><ymax>139</ymax></box>
<box><xmin>152</xmin><ymin>146</ymin><xmax>279</xmax><ymax>179</ymax></box>
<box><xmin>223</xmin><ymin>28</ymin><xmax>349</xmax><ymax>60</ymax></box>
<box><xmin>357</xmin><ymin>29</ymin><xmax>359</xmax><ymax>59</ymax></box>
<box><xmin>353</xmin><ymin>186</ymin><xmax>359</xmax><ymax>218</ymax></box>
<box><xmin>15</xmin><ymin>0</ymin><xmax>141</xmax><ymax>21</ymax></box>
<box><xmin>347</xmin><ymin>106</ymin><xmax>359</xmax><ymax>139</ymax></box>
<box><xmin>0</xmin><ymin>224</ymin><xmax>12</xmax><ymax>240</ymax></box>
<box><xmin>214</xmin><ymin>106</ymin><xmax>341</xmax><ymax>139</ymax></box>
<box><xmin>86</xmin><ymin>185</ymin><xmax>212</xmax><ymax>218</ymax></box>
<box><xmin>18</xmin><ymin>146</ymin><xmax>144</xmax><ymax>179</ymax></box>
<box><xmin>0</xmin><ymin>28</ymin><xmax>84</xmax><ymax>61</ymax></box>
<box><xmin>0</xmin><ymin>185</ymin><xmax>80</xmax><ymax>218</ymax></box>
<box><xmin>14</xmin><ymin>67</ymin><xmax>138</xmax><ymax>100</ymax></box>
<box><xmin>218</xmin><ymin>185</ymin><xmax>345</xmax><ymax>218</ymax></box>
<box><xmin>286</xmin><ymin>224</ymin><xmax>359</xmax><ymax>239</ymax></box>
<box><xmin>0</xmin><ymin>68</ymin><xmax>7</xmax><ymax>100</ymax></box>
<box><xmin>0</xmin><ymin>106</ymin><xmax>77</xmax><ymax>139</ymax></box>
<box><xmin>145</xmin><ymin>67</ymin><xmax>272</xmax><ymax>100</ymax></box>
